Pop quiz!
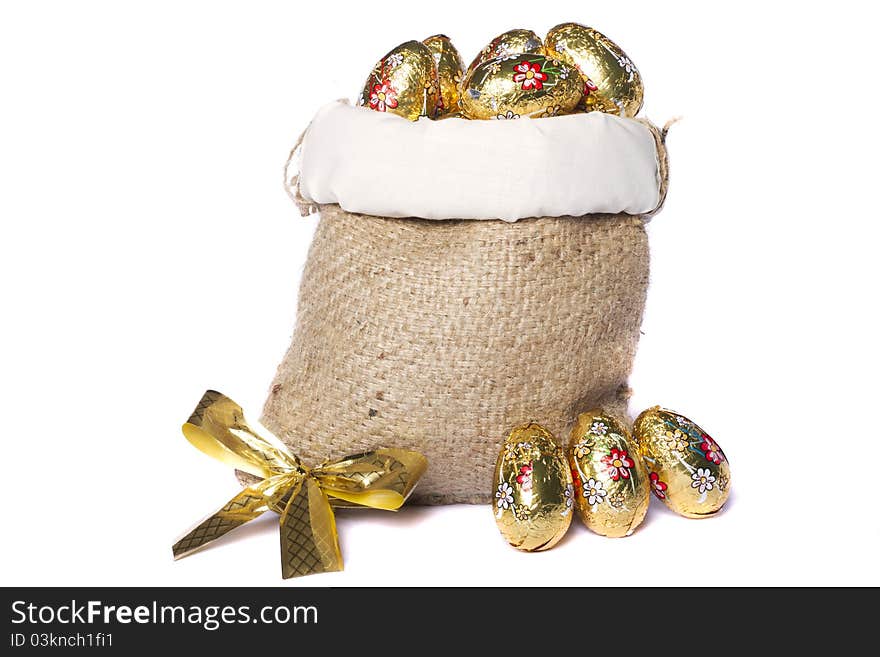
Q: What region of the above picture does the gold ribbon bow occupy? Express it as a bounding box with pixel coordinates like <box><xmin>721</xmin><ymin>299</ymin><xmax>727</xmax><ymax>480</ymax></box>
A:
<box><xmin>173</xmin><ymin>390</ymin><xmax>428</xmax><ymax>579</ymax></box>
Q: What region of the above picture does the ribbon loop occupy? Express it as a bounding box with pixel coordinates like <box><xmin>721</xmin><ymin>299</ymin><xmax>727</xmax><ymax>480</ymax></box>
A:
<box><xmin>312</xmin><ymin>449</ymin><xmax>427</xmax><ymax>510</ymax></box>
<box><xmin>182</xmin><ymin>390</ymin><xmax>301</xmax><ymax>479</ymax></box>
<box><xmin>173</xmin><ymin>391</ymin><xmax>427</xmax><ymax>578</ymax></box>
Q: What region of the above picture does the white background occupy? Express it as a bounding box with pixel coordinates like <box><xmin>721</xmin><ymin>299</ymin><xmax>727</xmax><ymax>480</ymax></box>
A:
<box><xmin>2</xmin><ymin>1</ymin><xmax>878</xmax><ymax>587</ymax></box>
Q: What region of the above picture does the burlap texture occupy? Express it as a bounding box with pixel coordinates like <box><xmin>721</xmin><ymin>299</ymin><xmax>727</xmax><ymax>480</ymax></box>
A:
<box><xmin>252</xmin><ymin>119</ymin><xmax>670</xmax><ymax>505</ymax></box>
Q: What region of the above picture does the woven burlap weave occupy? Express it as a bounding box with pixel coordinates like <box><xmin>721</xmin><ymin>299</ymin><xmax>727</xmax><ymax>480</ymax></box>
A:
<box><xmin>251</xmin><ymin>120</ymin><xmax>670</xmax><ymax>505</ymax></box>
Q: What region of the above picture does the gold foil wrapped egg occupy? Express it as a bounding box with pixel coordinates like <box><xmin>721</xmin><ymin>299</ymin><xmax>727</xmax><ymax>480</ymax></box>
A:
<box><xmin>466</xmin><ymin>28</ymin><xmax>544</xmax><ymax>77</ymax></box>
<box><xmin>545</xmin><ymin>22</ymin><xmax>644</xmax><ymax>117</ymax></box>
<box><xmin>493</xmin><ymin>423</ymin><xmax>573</xmax><ymax>551</ymax></box>
<box><xmin>422</xmin><ymin>34</ymin><xmax>464</xmax><ymax>118</ymax></box>
<box><xmin>633</xmin><ymin>407</ymin><xmax>731</xmax><ymax>518</ymax></box>
<box><xmin>567</xmin><ymin>411</ymin><xmax>649</xmax><ymax>538</ymax></box>
<box><xmin>460</xmin><ymin>54</ymin><xmax>582</xmax><ymax>120</ymax></box>
<box><xmin>358</xmin><ymin>41</ymin><xmax>439</xmax><ymax>121</ymax></box>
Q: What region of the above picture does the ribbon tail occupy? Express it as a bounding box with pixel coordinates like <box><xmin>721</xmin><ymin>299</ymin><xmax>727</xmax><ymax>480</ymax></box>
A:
<box><xmin>278</xmin><ymin>477</ymin><xmax>342</xmax><ymax>579</ymax></box>
<box><xmin>172</xmin><ymin>477</ymin><xmax>282</xmax><ymax>560</ymax></box>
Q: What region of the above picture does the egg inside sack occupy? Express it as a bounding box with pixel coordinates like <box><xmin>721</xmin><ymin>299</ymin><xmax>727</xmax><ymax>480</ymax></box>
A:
<box><xmin>492</xmin><ymin>423</ymin><xmax>573</xmax><ymax>551</ymax></box>
<box><xmin>358</xmin><ymin>40</ymin><xmax>439</xmax><ymax>121</ymax></box>
<box><xmin>460</xmin><ymin>54</ymin><xmax>582</xmax><ymax>120</ymax></box>
<box><xmin>633</xmin><ymin>407</ymin><xmax>731</xmax><ymax>518</ymax></box>
<box><xmin>545</xmin><ymin>22</ymin><xmax>644</xmax><ymax>117</ymax></box>
<box><xmin>567</xmin><ymin>411</ymin><xmax>649</xmax><ymax>537</ymax></box>
<box><xmin>422</xmin><ymin>34</ymin><xmax>465</xmax><ymax>118</ymax></box>
<box><xmin>466</xmin><ymin>28</ymin><xmax>544</xmax><ymax>77</ymax></box>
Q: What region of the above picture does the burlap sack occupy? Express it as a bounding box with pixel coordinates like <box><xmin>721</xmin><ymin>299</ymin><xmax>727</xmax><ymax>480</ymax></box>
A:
<box><xmin>254</xmin><ymin>119</ymin><xmax>670</xmax><ymax>505</ymax></box>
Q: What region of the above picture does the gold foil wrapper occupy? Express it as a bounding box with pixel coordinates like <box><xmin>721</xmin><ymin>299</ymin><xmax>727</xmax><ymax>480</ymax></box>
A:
<box><xmin>423</xmin><ymin>34</ymin><xmax>464</xmax><ymax>118</ymax></box>
<box><xmin>173</xmin><ymin>391</ymin><xmax>428</xmax><ymax>578</ymax></box>
<box><xmin>633</xmin><ymin>407</ymin><xmax>730</xmax><ymax>518</ymax></box>
<box><xmin>358</xmin><ymin>40</ymin><xmax>439</xmax><ymax>121</ymax></box>
<box><xmin>568</xmin><ymin>411</ymin><xmax>649</xmax><ymax>537</ymax></box>
<box><xmin>467</xmin><ymin>29</ymin><xmax>544</xmax><ymax>78</ymax></box>
<box><xmin>460</xmin><ymin>54</ymin><xmax>582</xmax><ymax>120</ymax></box>
<box><xmin>493</xmin><ymin>423</ymin><xmax>573</xmax><ymax>551</ymax></box>
<box><xmin>545</xmin><ymin>22</ymin><xmax>644</xmax><ymax>117</ymax></box>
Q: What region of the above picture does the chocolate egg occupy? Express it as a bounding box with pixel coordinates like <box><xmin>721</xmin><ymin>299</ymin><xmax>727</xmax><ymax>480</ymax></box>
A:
<box><xmin>466</xmin><ymin>28</ymin><xmax>544</xmax><ymax>77</ymax></box>
<box><xmin>545</xmin><ymin>22</ymin><xmax>644</xmax><ymax>117</ymax></box>
<box><xmin>493</xmin><ymin>423</ymin><xmax>573</xmax><ymax>551</ymax></box>
<box><xmin>460</xmin><ymin>54</ymin><xmax>582</xmax><ymax>120</ymax></box>
<box><xmin>423</xmin><ymin>34</ymin><xmax>464</xmax><ymax>118</ymax></box>
<box><xmin>568</xmin><ymin>411</ymin><xmax>649</xmax><ymax>537</ymax></box>
<box><xmin>633</xmin><ymin>407</ymin><xmax>731</xmax><ymax>518</ymax></box>
<box><xmin>358</xmin><ymin>41</ymin><xmax>439</xmax><ymax>121</ymax></box>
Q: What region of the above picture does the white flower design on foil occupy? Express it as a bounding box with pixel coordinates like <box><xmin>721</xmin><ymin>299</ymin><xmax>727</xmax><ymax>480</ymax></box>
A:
<box><xmin>583</xmin><ymin>478</ymin><xmax>607</xmax><ymax>505</ymax></box>
<box><xmin>494</xmin><ymin>110</ymin><xmax>520</xmax><ymax>120</ymax></box>
<box><xmin>617</xmin><ymin>55</ymin><xmax>637</xmax><ymax>81</ymax></box>
<box><xmin>495</xmin><ymin>482</ymin><xmax>514</xmax><ymax>509</ymax></box>
<box><xmin>691</xmin><ymin>468</ymin><xmax>716</xmax><ymax>494</ymax></box>
<box><xmin>562</xmin><ymin>483</ymin><xmax>574</xmax><ymax>516</ymax></box>
<box><xmin>497</xmin><ymin>44</ymin><xmax>519</xmax><ymax>61</ymax></box>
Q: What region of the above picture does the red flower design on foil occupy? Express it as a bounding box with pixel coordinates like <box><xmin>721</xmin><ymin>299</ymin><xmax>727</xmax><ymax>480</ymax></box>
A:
<box><xmin>516</xmin><ymin>462</ymin><xmax>533</xmax><ymax>491</ymax></box>
<box><xmin>700</xmin><ymin>435</ymin><xmax>725</xmax><ymax>465</ymax></box>
<box><xmin>649</xmin><ymin>472</ymin><xmax>668</xmax><ymax>500</ymax></box>
<box><xmin>601</xmin><ymin>448</ymin><xmax>634</xmax><ymax>481</ymax></box>
<box><xmin>369</xmin><ymin>81</ymin><xmax>399</xmax><ymax>112</ymax></box>
<box><xmin>512</xmin><ymin>60</ymin><xmax>548</xmax><ymax>91</ymax></box>
<box><xmin>583</xmin><ymin>78</ymin><xmax>598</xmax><ymax>97</ymax></box>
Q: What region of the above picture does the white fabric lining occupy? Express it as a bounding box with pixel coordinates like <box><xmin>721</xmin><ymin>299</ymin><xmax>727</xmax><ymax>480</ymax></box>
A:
<box><xmin>297</xmin><ymin>100</ymin><xmax>662</xmax><ymax>223</ymax></box>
